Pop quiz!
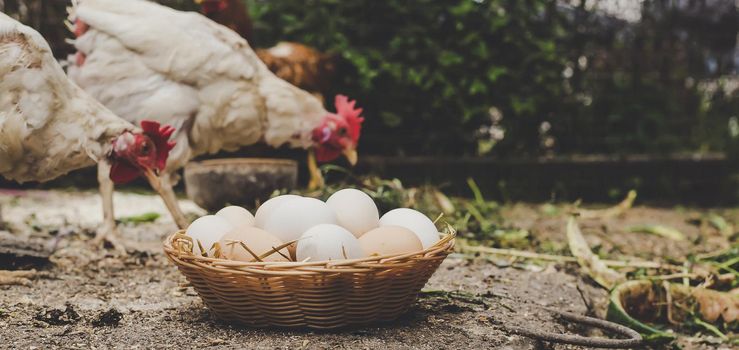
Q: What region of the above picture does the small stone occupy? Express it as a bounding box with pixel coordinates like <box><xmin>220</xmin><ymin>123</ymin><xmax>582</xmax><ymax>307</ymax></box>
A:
<box><xmin>35</xmin><ymin>304</ymin><xmax>80</xmax><ymax>325</ymax></box>
<box><xmin>91</xmin><ymin>308</ymin><xmax>123</xmax><ymax>327</ymax></box>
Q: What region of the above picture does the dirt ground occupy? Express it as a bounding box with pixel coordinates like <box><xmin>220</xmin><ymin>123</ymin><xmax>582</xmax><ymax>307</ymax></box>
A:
<box><xmin>0</xmin><ymin>190</ymin><xmax>736</xmax><ymax>349</ymax></box>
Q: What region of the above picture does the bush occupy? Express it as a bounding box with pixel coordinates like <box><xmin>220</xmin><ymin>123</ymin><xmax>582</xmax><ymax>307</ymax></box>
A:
<box><xmin>249</xmin><ymin>0</ymin><xmax>567</xmax><ymax>156</ymax></box>
<box><xmin>553</xmin><ymin>1</ymin><xmax>739</xmax><ymax>155</ymax></box>
<box><xmin>249</xmin><ymin>0</ymin><xmax>738</xmax><ymax>157</ymax></box>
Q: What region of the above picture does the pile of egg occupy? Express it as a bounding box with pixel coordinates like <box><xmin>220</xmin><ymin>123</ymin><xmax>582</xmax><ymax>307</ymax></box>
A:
<box><xmin>185</xmin><ymin>189</ymin><xmax>441</xmax><ymax>262</ymax></box>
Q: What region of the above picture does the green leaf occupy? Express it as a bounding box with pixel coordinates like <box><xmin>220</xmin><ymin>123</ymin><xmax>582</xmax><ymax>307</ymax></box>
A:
<box><xmin>486</xmin><ymin>66</ymin><xmax>507</xmax><ymax>82</ymax></box>
<box><xmin>449</xmin><ymin>1</ymin><xmax>475</xmax><ymax>17</ymax></box>
<box><xmin>118</xmin><ymin>212</ymin><xmax>160</xmax><ymax>224</ymax></box>
<box><xmin>628</xmin><ymin>225</ymin><xmax>686</xmax><ymax>241</ymax></box>
<box><xmin>707</xmin><ymin>214</ymin><xmax>734</xmax><ymax>237</ymax></box>
<box><xmin>380</xmin><ymin>112</ymin><xmax>402</xmax><ymax>127</ymax></box>
<box><xmin>438</xmin><ymin>51</ymin><xmax>464</xmax><ymax>67</ymax></box>
<box><xmin>510</xmin><ymin>96</ymin><xmax>536</xmax><ymax>115</ymax></box>
<box><xmin>606</xmin><ymin>281</ymin><xmax>677</xmax><ymax>344</ymax></box>
<box><xmin>469</xmin><ymin>79</ymin><xmax>487</xmax><ymax>95</ymax></box>
<box><xmin>567</xmin><ymin>216</ymin><xmax>625</xmax><ymax>289</ymax></box>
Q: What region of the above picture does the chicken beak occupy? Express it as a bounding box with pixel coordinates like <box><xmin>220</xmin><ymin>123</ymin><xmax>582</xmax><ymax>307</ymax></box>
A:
<box><xmin>343</xmin><ymin>147</ymin><xmax>358</xmax><ymax>166</ymax></box>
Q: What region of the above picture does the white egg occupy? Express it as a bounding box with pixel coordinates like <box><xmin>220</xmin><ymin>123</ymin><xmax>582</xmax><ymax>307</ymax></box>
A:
<box><xmin>254</xmin><ymin>194</ymin><xmax>302</xmax><ymax>228</ymax></box>
<box><xmin>379</xmin><ymin>208</ymin><xmax>440</xmax><ymax>249</ymax></box>
<box><xmin>215</xmin><ymin>206</ymin><xmax>255</xmax><ymax>229</ymax></box>
<box><xmin>185</xmin><ymin>215</ymin><xmax>233</xmax><ymax>256</ymax></box>
<box><xmin>326</xmin><ymin>188</ymin><xmax>379</xmax><ymax>237</ymax></box>
<box><xmin>263</xmin><ymin>197</ymin><xmax>338</xmax><ymax>242</ymax></box>
<box><xmin>296</xmin><ymin>224</ymin><xmax>364</xmax><ymax>261</ymax></box>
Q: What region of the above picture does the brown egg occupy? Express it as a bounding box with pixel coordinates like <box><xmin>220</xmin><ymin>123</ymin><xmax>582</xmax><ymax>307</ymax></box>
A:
<box><xmin>358</xmin><ymin>226</ymin><xmax>423</xmax><ymax>257</ymax></box>
<box><xmin>218</xmin><ymin>227</ymin><xmax>290</xmax><ymax>262</ymax></box>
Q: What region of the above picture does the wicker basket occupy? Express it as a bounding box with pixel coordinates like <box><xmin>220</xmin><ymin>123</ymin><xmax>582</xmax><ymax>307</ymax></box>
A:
<box><xmin>163</xmin><ymin>231</ymin><xmax>455</xmax><ymax>329</ymax></box>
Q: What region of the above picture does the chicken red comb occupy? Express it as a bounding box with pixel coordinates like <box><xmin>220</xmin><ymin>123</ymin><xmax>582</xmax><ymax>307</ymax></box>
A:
<box><xmin>140</xmin><ymin>120</ymin><xmax>176</xmax><ymax>171</ymax></box>
<box><xmin>334</xmin><ymin>95</ymin><xmax>364</xmax><ymax>142</ymax></box>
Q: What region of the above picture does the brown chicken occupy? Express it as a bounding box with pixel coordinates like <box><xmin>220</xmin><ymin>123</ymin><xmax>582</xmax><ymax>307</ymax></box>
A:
<box><xmin>195</xmin><ymin>0</ymin><xmax>336</xmax><ymax>102</ymax></box>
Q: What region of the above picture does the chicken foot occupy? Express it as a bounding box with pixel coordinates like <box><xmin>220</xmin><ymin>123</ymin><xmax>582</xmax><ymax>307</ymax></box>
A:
<box><xmin>0</xmin><ymin>269</ymin><xmax>36</xmax><ymax>286</ymax></box>
<box><xmin>144</xmin><ymin>171</ymin><xmax>189</xmax><ymax>229</ymax></box>
<box><xmin>307</xmin><ymin>150</ymin><xmax>325</xmax><ymax>190</ymax></box>
<box><xmin>93</xmin><ymin>162</ymin><xmax>127</xmax><ymax>254</ymax></box>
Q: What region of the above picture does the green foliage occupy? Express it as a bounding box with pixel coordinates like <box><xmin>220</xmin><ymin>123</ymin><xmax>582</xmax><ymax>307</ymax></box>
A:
<box><xmin>249</xmin><ymin>0</ymin><xmax>567</xmax><ymax>156</ymax></box>
<box><xmin>248</xmin><ymin>0</ymin><xmax>738</xmax><ymax>157</ymax></box>
<box><xmin>555</xmin><ymin>1</ymin><xmax>739</xmax><ymax>155</ymax></box>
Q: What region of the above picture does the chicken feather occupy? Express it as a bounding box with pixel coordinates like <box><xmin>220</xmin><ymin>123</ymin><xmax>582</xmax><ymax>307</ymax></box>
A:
<box><xmin>68</xmin><ymin>0</ymin><xmax>327</xmax><ymax>173</ymax></box>
<box><xmin>0</xmin><ymin>12</ymin><xmax>132</xmax><ymax>183</ymax></box>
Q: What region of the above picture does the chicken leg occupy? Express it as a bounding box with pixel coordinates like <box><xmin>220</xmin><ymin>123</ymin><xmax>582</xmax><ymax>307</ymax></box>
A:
<box><xmin>307</xmin><ymin>149</ymin><xmax>325</xmax><ymax>190</ymax></box>
<box><xmin>144</xmin><ymin>171</ymin><xmax>190</xmax><ymax>229</ymax></box>
<box><xmin>94</xmin><ymin>161</ymin><xmax>126</xmax><ymax>253</ymax></box>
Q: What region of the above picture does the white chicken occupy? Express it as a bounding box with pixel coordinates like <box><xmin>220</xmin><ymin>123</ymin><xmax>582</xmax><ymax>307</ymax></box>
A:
<box><xmin>0</xmin><ymin>13</ymin><xmax>177</xmax><ymax>284</ymax></box>
<box><xmin>67</xmin><ymin>0</ymin><xmax>364</xmax><ymax>229</ymax></box>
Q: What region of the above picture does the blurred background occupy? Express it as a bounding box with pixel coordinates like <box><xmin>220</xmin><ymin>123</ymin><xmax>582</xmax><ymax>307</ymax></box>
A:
<box><xmin>2</xmin><ymin>0</ymin><xmax>738</xmax><ymax>203</ymax></box>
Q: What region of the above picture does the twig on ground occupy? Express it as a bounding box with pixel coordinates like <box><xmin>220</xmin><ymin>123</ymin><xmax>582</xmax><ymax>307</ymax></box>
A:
<box><xmin>646</xmin><ymin>273</ymin><xmax>699</xmax><ymax>281</ymax></box>
<box><xmin>502</xmin><ymin>309</ymin><xmax>643</xmax><ymax>349</ymax></box>
<box><xmin>459</xmin><ymin>244</ymin><xmax>678</xmax><ymax>270</ymax></box>
<box><xmin>576</xmin><ymin>190</ymin><xmax>637</xmax><ymax>220</ymax></box>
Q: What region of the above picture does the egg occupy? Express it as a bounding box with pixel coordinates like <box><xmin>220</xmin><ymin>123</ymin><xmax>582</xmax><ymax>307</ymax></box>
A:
<box><xmin>185</xmin><ymin>215</ymin><xmax>233</xmax><ymax>256</ymax></box>
<box><xmin>254</xmin><ymin>194</ymin><xmax>302</xmax><ymax>228</ymax></box>
<box><xmin>359</xmin><ymin>226</ymin><xmax>423</xmax><ymax>256</ymax></box>
<box><xmin>326</xmin><ymin>188</ymin><xmax>379</xmax><ymax>237</ymax></box>
<box><xmin>215</xmin><ymin>206</ymin><xmax>255</xmax><ymax>229</ymax></box>
<box><xmin>218</xmin><ymin>227</ymin><xmax>289</xmax><ymax>262</ymax></box>
<box><xmin>379</xmin><ymin>208</ymin><xmax>440</xmax><ymax>249</ymax></box>
<box><xmin>296</xmin><ymin>224</ymin><xmax>364</xmax><ymax>261</ymax></box>
<box><xmin>263</xmin><ymin>197</ymin><xmax>338</xmax><ymax>242</ymax></box>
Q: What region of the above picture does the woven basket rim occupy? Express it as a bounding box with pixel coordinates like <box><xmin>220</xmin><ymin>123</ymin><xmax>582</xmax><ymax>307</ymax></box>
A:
<box><xmin>163</xmin><ymin>230</ymin><xmax>455</xmax><ymax>275</ymax></box>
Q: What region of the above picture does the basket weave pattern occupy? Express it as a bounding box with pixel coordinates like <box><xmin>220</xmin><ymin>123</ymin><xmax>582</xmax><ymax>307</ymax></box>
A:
<box><xmin>163</xmin><ymin>232</ymin><xmax>455</xmax><ymax>329</ymax></box>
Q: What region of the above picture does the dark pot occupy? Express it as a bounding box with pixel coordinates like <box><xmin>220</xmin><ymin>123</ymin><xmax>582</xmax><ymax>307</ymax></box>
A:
<box><xmin>184</xmin><ymin>158</ymin><xmax>298</xmax><ymax>212</ymax></box>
